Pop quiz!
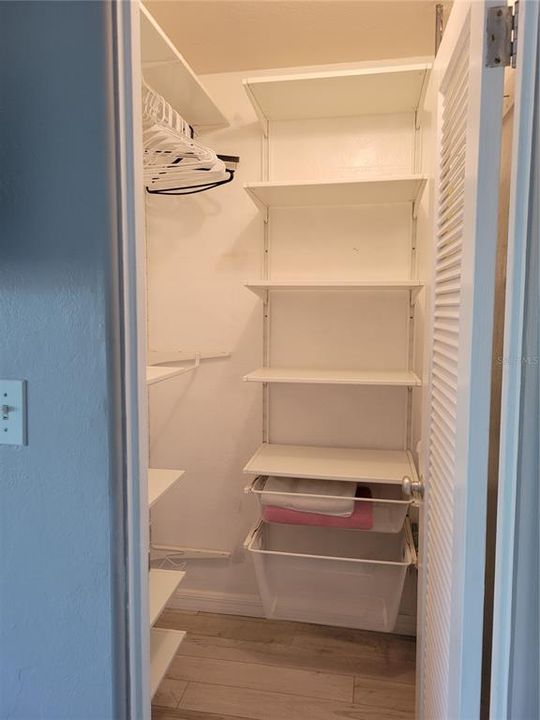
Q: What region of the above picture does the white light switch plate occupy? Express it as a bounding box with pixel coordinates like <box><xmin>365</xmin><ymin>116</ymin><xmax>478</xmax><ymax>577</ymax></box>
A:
<box><xmin>0</xmin><ymin>380</ymin><xmax>27</xmax><ymax>446</ymax></box>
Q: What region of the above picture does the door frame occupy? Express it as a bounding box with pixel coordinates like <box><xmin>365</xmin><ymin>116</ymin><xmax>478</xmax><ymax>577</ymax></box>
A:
<box><xmin>490</xmin><ymin>1</ymin><xmax>540</xmax><ymax>715</ymax></box>
<box><xmin>110</xmin><ymin>1</ymin><xmax>151</xmax><ymax>717</ymax></box>
<box><xmin>109</xmin><ymin>1</ymin><xmax>539</xmax><ymax>718</ymax></box>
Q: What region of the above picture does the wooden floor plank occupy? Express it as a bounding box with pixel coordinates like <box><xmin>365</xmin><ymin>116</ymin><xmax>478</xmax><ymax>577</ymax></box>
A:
<box><xmin>167</xmin><ymin>655</ymin><xmax>353</xmax><ymax>701</ymax></box>
<box><xmin>157</xmin><ymin>610</ymin><xmax>300</xmax><ymax>645</ymax></box>
<box><xmin>179</xmin><ymin>682</ymin><xmax>413</xmax><ymax>720</ymax></box>
<box><xmin>175</xmin><ymin>633</ymin><xmax>415</xmax><ymax>685</ymax></box>
<box><xmin>153</xmin><ymin>678</ymin><xmax>188</xmax><ymax>709</ymax></box>
<box><xmin>159</xmin><ymin>610</ymin><xmax>415</xmax><ymax>661</ymax></box>
<box><xmin>291</xmin><ymin>626</ymin><xmax>416</xmax><ymax>664</ymax></box>
<box><xmin>153</xmin><ymin>610</ymin><xmax>416</xmax><ymax>719</ymax></box>
<box><xmin>153</xmin><ymin>705</ymin><xmax>254</xmax><ymax>720</ymax></box>
<box><xmin>354</xmin><ymin>677</ymin><xmax>415</xmax><ymax>712</ymax></box>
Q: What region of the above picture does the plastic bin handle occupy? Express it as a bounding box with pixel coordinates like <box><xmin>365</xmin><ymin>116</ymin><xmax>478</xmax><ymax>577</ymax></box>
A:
<box><xmin>404</xmin><ymin>519</ymin><xmax>417</xmax><ymax>567</ymax></box>
<box><xmin>243</xmin><ymin>520</ymin><xmax>263</xmax><ymax>550</ymax></box>
<box><xmin>244</xmin><ymin>475</ymin><xmax>266</xmax><ymax>495</ymax></box>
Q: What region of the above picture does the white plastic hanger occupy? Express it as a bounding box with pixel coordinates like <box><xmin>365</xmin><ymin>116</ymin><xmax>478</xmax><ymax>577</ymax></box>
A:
<box><xmin>142</xmin><ymin>83</ymin><xmax>232</xmax><ymax>194</ymax></box>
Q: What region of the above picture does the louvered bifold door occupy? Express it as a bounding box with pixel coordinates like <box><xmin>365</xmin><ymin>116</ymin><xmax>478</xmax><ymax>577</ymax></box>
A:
<box><xmin>418</xmin><ymin>2</ymin><xmax>505</xmax><ymax>719</ymax></box>
<box><xmin>424</xmin><ymin>26</ymin><xmax>469</xmax><ymax>720</ymax></box>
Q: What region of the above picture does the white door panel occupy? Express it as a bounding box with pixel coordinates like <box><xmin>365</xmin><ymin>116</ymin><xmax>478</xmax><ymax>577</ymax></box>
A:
<box><xmin>418</xmin><ymin>2</ymin><xmax>505</xmax><ymax>718</ymax></box>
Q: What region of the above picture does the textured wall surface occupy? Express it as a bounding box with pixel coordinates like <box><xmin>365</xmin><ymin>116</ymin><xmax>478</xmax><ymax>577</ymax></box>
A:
<box><xmin>0</xmin><ymin>3</ymin><xmax>125</xmax><ymax>718</ymax></box>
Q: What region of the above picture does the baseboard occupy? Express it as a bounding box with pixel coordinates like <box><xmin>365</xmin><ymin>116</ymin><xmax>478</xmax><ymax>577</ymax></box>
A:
<box><xmin>170</xmin><ymin>587</ymin><xmax>264</xmax><ymax>618</ymax></box>
<box><xmin>170</xmin><ymin>587</ymin><xmax>416</xmax><ymax>636</ymax></box>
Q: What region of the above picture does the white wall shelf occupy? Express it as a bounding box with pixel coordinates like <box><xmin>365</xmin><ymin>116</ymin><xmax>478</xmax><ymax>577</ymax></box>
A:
<box><xmin>244</xmin><ymin>443</ymin><xmax>417</xmax><ymax>485</ymax></box>
<box><xmin>245</xmin><ymin>279</ymin><xmax>423</xmax><ymax>299</ymax></box>
<box><xmin>150</xmin><ymin>628</ymin><xmax>186</xmax><ymax>697</ymax></box>
<box><xmin>244</xmin><ymin>176</ymin><xmax>427</xmax><ymax>209</ymax></box>
<box><xmin>149</xmin><ymin>469</ymin><xmax>186</xmax><ymax>508</ymax></box>
<box><xmin>149</xmin><ymin>569</ymin><xmax>186</xmax><ymax>626</ymax></box>
<box><xmin>140</xmin><ymin>4</ymin><xmax>228</xmax><ymax>130</ymax></box>
<box><xmin>243</xmin><ymin>63</ymin><xmax>431</xmax><ymax>131</ymax></box>
<box><xmin>146</xmin><ymin>366</ymin><xmax>188</xmax><ymax>385</ymax></box>
<box><xmin>243</xmin><ymin>368</ymin><xmax>421</xmax><ymax>387</ymax></box>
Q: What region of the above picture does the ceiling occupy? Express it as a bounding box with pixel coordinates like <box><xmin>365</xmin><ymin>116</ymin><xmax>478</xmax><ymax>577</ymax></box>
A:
<box><xmin>144</xmin><ymin>1</ymin><xmax>446</xmax><ymax>75</ymax></box>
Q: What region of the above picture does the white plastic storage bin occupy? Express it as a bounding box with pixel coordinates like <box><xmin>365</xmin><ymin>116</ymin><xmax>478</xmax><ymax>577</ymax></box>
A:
<box><xmin>246</xmin><ymin>476</ymin><xmax>411</xmax><ymax>533</ymax></box>
<box><xmin>245</xmin><ymin>520</ymin><xmax>415</xmax><ymax>632</ymax></box>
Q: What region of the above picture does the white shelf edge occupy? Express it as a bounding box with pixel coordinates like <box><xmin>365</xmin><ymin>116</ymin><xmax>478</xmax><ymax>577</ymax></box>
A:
<box><xmin>139</xmin><ymin>3</ymin><xmax>228</xmax><ymax>130</ymax></box>
<box><xmin>243</xmin><ymin>443</ymin><xmax>416</xmax><ymax>485</ymax></box>
<box><xmin>149</xmin><ymin>569</ymin><xmax>186</xmax><ymax>626</ymax></box>
<box><xmin>244</xmin><ymin>174</ymin><xmax>427</xmax><ymax>188</ymax></box>
<box><xmin>243</xmin><ymin>62</ymin><xmax>432</xmax><ymax>88</ymax></box>
<box><xmin>243</xmin><ymin>368</ymin><xmax>422</xmax><ymax>387</ymax></box>
<box><xmin>244</xmin><ymin>280</ymin><xmax>423</xmax><ymax>300</ymax></box>
<box><xmin>243</xmin><ymin>62</ymin><xmax>432</xmax><ymax>129</ymax></box>
<box><xmin>150</xmin><ymin>628</ymin><xmax>186</xmax><ymax>697</ymax></box>
<box><xmin>146</xmin><ymin>366</ymin><xmax>189</xmax><ymax>385</ymax></box>
<box><xmin>148</xmin><ymin>468</ymin><xmax>186</xmax><ymax>508</ymax></box>
<box><xmin>244</xmin><ymin>175</ymin><xmax>427</xmax><ymax>209</ymax></box>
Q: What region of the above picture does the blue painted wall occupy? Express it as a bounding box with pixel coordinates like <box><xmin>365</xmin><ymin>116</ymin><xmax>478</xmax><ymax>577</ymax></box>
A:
<box><xmin>0</xmin><ymin>2</ymin><xmax>126</xmax><ymax>718</ymax></box>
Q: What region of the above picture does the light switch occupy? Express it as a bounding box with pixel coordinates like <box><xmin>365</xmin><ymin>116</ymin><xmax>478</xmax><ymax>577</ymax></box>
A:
<box><xmin>0</xmin><ymin>380</ymin><xmax>27</xmax><ymax>446</ymax></box>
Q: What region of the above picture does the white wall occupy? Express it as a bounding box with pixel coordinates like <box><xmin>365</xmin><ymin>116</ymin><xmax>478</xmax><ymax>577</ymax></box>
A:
<box><xmin>147</xmin><ymin>65</ymin><xmax>424</xmax><ymax>628</ymax></box>
<box><xmin>147</xmin><ymin>71</ymin><xmax>264</xmax><ymax>601</ymax></box>
<box><xmin>0</xmin><ymin>3</ymin><xmax>126</xmax><ymax>718</ymax></box>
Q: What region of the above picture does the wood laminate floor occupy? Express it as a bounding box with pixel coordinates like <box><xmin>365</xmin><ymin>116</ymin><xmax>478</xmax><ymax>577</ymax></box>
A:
<box><xmin>152</xmin><ymin>610</ymin><xmax>416</xmax><ymax>720</ymax></box>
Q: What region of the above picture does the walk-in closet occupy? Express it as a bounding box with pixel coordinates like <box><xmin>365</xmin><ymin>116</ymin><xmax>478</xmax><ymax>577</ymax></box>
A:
<box><xmin>3</xmin><ymin>1</ymin><xmax>538</xmax><ymax>718</ymax></box>
<box><xmin>125</xmin><ymin>1</ymin><xmax>524</xmax><ymax>717</ymax></box>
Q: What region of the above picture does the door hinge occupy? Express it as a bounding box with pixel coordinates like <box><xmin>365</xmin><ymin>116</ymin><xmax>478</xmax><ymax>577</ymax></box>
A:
<box><xmin>486</xmin><ymin>2</ymin><xmax>519</xmax><ymax>68</ymax></box>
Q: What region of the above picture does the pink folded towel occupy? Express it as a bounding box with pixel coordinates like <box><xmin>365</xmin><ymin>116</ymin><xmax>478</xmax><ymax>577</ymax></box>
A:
<box><xmin>263</xmin><ymin>486</ymin><xmax>373</xmax><ymax>530</ymax></box>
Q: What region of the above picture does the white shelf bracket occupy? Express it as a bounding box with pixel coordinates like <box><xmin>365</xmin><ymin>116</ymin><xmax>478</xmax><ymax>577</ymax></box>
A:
<box><xmin>409</xmin><ymin>286</ymin><xmax>423</xmax><ymax>305</ymax></box>
<box><xmin>177</xmin><ymin>351</ymin><xmax>200</xmax><ymax>376</ymax></box>
<box><xmin>148</xmin><ymin>349</ymin><xmax>230</xmax><ymax>366</ymax></box>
